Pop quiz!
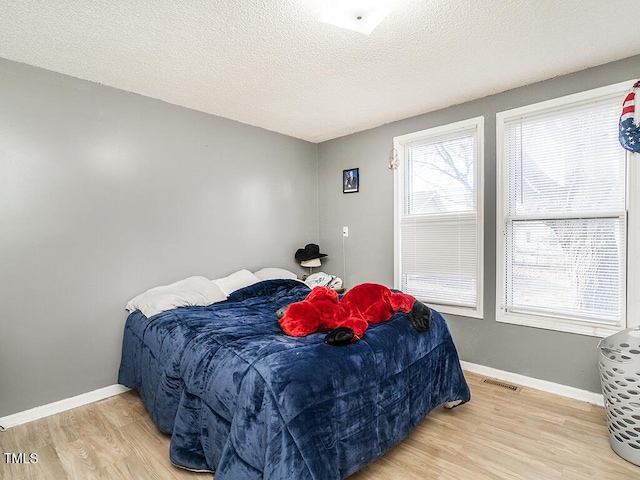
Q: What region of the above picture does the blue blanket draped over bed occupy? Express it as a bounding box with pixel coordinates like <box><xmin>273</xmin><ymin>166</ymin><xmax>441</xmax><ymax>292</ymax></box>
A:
<box><xmin>118</xmin><ymin>279</ymin><xmax>470</xmax><ymax>479</ymax></box>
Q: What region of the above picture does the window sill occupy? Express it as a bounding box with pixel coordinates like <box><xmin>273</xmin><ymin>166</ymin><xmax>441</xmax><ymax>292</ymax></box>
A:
<box><xmin>496</xmin><ymin>310</ymin><xmax>625</xmax><ymax>338</ymax></box>
<box><xmin>429</xmin><ymin>303</ymin><xmax>483</xmax><ymax>320</ymax></box>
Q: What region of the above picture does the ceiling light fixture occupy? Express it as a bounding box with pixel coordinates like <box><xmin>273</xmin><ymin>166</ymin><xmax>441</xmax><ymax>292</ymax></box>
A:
<box><xmin>318</xmin><ymin>0</ymin><xmax>396</xmax><ymax>35</ymax></box>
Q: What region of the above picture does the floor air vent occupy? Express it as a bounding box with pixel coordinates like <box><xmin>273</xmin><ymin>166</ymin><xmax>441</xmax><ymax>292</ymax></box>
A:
<box><xmin>482</xmin><ymin>378</ymin><xmax>520</xmax><ymax>392</ymax></box>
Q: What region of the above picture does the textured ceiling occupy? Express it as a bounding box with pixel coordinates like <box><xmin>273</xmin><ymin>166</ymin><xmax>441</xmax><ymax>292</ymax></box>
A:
<box><xmin>1</xmin><ymin>0</ymin><xmax>640</xmax><ymax>143</ymax></box>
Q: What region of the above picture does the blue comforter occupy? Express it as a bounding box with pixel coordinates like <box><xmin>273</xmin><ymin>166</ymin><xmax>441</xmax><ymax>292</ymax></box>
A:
<box><xmin>118</xmin><ymin>279</ymin><xmax>470</xmax><ymax>479</ymax></box>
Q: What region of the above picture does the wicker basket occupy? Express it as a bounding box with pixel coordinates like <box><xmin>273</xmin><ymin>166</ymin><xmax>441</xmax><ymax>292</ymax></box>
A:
<box><xmin>598</xmin><ymin>327</ymin><xmax>640</xmax><ymax>466</ymax></box>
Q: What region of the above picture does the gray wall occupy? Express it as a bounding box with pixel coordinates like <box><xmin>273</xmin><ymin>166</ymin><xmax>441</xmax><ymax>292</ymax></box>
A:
<box><xmin>3</xmin><ymin>52</ymin><xmax>639</xmax><ymax>418</ymax></box>
<box><xmin>318</xmin><ymin>55</ymin><xmax>640</xmax><ymax>394</ymax></box>
<box><xmin>0</xmin><ymin>58</ymin><xmax>318</xmax><ymax>417</ymax></box>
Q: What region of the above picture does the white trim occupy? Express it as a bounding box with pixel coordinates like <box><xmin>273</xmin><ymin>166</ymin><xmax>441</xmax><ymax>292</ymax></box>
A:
<box><xmin>0</xmin><ymin>370</ymin><xmax>604</xmax><ymax>431</ymax></box>
<box><xmin>394</xmin><ymin>116</ymin><xmax>485</xmax><ymax>144</ymax></box>
<box><xmin>0</xmin><ymin>384</ymin><xmax>130</xmax><ymax>429</ymax></box>
<box><xmin>393</xmin><ymin>116</ymin><xmax>484</xmax><ymax>319</ymax></box>
<box><xmin>495</xmin><ymin>79</ymin><xmax>636</xmax><ymax>337</ymax></box>
<box><xmin>494</xmin><ymin>311</ymin><xmax>623</xmax><ymax>339</ymax></box>
<box><xmin>496</xmin><ymin>79</ymin><xmax>633</xmax><ymax>121</ymax></box>
<box><xmin>461</xmin><ymin>361</ymin><xmax>604</xmax><ymax>407</ymax></box>
<box><xmin>627</xmin><ymin>151</ymin><xmax>640</xmax><ymax>329</ymax></box>
<box><xmin>393</xmin><ymin>144</ymin><xmax>402</xmax><ymax>290</ymax></box>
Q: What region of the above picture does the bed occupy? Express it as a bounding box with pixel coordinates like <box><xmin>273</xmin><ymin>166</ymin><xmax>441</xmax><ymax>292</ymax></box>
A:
<box><xmin>118</xmin><ymin>278</ymin><xmax>470</xmax><ymax>479</ymax></box>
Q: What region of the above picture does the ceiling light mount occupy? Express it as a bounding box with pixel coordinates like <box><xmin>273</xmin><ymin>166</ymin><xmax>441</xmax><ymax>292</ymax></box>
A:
<box><xmin>318</xmin><ymin>1</ymin><xmax>396</xmax><ymax>35</ymax></box>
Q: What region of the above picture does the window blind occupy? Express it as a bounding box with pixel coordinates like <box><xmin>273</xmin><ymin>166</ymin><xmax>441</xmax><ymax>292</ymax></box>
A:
<box><xmin>502</xmin><ymin>96</ymin><xmax>626</xmax><ymax>325</ymax></box>
<box><xmin>401</xmin><ymin>213</ymin><xmax>477</xmax><ymax>306</ymax></box>
<box><xmin>398</xmin><ymin>125</ymin><xmax>481</xmax><ymax>311</ymax></box>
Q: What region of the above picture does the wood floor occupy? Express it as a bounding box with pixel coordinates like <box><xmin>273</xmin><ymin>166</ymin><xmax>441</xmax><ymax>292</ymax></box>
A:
<box><xmin>1</xmin><ymin>371</ymin><xmax>638</xmax><ymax>479</ymax></box>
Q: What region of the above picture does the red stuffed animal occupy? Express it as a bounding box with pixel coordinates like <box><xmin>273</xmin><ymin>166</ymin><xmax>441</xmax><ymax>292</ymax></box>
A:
<box><xmin>278</xmin><ymin>283</ymin><xmax>432</xmax><ymax>345</ymax></box>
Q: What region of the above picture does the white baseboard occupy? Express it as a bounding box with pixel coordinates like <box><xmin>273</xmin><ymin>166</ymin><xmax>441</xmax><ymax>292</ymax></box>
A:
<box><xmin>461</xmin><ymin>361</ymin><xmax>604</xmax><ymax>407</ymax></box>
<box><xmin>0</xmin><ymin>384</ymin><xmax>130</xmax><ymax>429</ymax></box>
<box><xmin>0</xmin><ymin>363</ymin><xmax>605</xmax><ymax>430</ymax></box>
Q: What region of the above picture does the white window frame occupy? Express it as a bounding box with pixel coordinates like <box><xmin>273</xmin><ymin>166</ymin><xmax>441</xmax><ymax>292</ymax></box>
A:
<box><xmin>496</xmin><ymin>80</ymin><xmax>640</xmax><ymax>337</ymax></box>
<box><xmin>394</xmin><ymin>117</ymin><xmax>484</xmax><ymax>319</ymax></box>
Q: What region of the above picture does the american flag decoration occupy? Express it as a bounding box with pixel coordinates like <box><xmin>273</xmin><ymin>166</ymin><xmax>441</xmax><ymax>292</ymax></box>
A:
<box><xmin>619</xmin><ymin>80</ymin><xmax>640</xmax><ymax>153</ymax></box>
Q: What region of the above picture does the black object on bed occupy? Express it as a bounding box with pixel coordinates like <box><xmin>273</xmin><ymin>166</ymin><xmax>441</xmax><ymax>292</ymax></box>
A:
<box><xmin>118</xmin><ymin>279</ymin><xmax>470</xmax><ymax>479</ymax></box>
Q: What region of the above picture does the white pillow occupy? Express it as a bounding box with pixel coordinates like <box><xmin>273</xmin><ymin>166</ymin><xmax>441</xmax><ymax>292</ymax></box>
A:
<box><xmin>126</xmin><ymin>276</ymin><xmax>227</xmax><ymax>317</ymax></box>
<box><xmin>213</xmin><ymin>269</ymin><xmax>260</xmax><ymax>296</ymax></box>
<box><xmin>253</xmin><ymin>267</ymin><xmax>298</xmax><ymax>281</ymax></box>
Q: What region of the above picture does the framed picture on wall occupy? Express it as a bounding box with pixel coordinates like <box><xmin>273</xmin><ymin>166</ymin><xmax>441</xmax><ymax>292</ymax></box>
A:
<box><xmin>343</xmin><ymin>168</ymin><xmax>359</xmax><ymax>193</ymax></box>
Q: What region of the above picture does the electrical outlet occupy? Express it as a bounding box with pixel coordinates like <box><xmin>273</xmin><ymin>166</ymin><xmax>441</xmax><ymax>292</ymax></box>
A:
<box><xmin>342</xmin><ymin>226</ymin><xmax>349</xmax><ymax>237</ymax></box>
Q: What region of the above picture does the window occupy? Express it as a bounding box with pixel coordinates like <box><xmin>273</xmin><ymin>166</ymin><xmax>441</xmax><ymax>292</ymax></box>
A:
<box><xmin>496</xmin><ymin>81</ymin><xmax>639</xmax><ymax>337</ymax></box>
<box><xmin>394</xmin><ymin>117</ymin><xmax>484</xmax><ymax>318</ymax></box>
